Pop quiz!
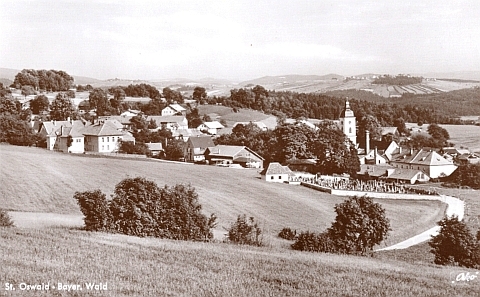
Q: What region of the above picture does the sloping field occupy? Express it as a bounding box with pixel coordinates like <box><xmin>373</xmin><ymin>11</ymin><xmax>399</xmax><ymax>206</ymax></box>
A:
<box><xmin>1</xmin><ymin>227</ymin><xmax>478</xmax><ymax>297</ymax></box>
<box><xmin>1</xmin><ymin>145</ymin><xmax>445</xmax><ymax>246</ymax></box>
<box><xmin>406</xmin><ymin>123</ymin><xmax>480</xmax><ymax>153</ymax></box>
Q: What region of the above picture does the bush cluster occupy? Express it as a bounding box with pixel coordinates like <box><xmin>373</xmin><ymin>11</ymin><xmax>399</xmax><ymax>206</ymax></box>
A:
<box><xmin>278</xmin><ymin>227</ymin><xmax>297</xmax><ymax>240</ymax></box>
<box><xmin>0</xmin><ymin>208</ymin><xmax>14</xmax><ymax>227</ymax></box>
<box><xmin>226</xmin><ymin>214</ymin><xmax>263</xmax><ymax>246</ymax></box>
<box><xmin>74</xmin><ymin>177</ymin><xmax>216</xmax><ymax>241</ymax></box>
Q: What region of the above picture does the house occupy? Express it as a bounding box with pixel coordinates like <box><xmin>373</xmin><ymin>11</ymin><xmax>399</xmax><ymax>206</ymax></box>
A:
<box><xmin>357</xmin><ymin>164</ymin><xmax>395</xmax><ymax>179</ymax></box>
<box><xmin>82</xmin><ymin>121</ymin><xmax>124</xmax><ymax>153</ymax></box>
<box><xmin>442</xmin><ymin>147</ymin><xmax>471</xmax><ymax>157</ymax></box>
<box><xmin>146</xmin><ymin>142</ymin><xmax>163</xmax><ymax>157</ymax></box>
<box><xmin>458</xmin><ymin>153</ymin><xmax>480</xmax><ymax>164</ymax></box>
<box><xmin>233</xmin><ymin>121</ymin><xmax>268</xmax><ymax>131</ymax></box>
<box><xmin>39</xmin><ymin>119</ymin><xmax>85</xmax><ymax>151</ymax></box>
<box><xmin>380</xmin><ymin>127</ymin><xmax>400</xmax><ymax>138</ymax></box>
<box><xmin>384</xmin><ymin>168</ymin><xmax>430</xmax><ymax>184</ymax></box>
<box><xmin>97</xmin><ymin>115</ymin><xmax>134</xmax><ymax>131</ymax></box>
<box><xmin>146</xmin><ymin>115</ymin><xmax>188</xmax><ymax>131</ymax></box>
<box><xmin>264</xmin><ymin>162</ymin><xmax>294</xmax><ymax>183</ymax></box>
<box><xmin>184</xmin><ymin>136</ymin><xmax>215</xmax><ymax>163</ymax></box>
<box><xmin>204</xmin><ymin>145</ymin><xmax>264</xmax><ymax>168</ymax></box>
<box><xmin>161</xmin><ymin>104</ymin><xmax>186</xmax><ymax>116</ymax></box>
<box><xmin>197</xmin><ymin>121</ymin><xmax>224</xmax><ymax>135</ymax></box>
<box><xmin>390</xmin><ymin>149</ymin><xmax>457</xmax><ymax>178</ymax></box>
<box><xmin>286</xmin><ymin>158</ymin><xmax>317</xmax><ymax>172</ymax></box>
<box><xmin>120</xmin><ymin>109</ymin><xmax>142</xmax><ymax>117</ymax></box>
<box><xmin>171</xmin><ymin>128</ymin><xmax>203</xmax><ymax>142</ymax></box>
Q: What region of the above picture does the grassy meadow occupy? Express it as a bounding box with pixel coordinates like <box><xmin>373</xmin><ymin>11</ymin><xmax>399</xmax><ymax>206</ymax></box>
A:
<box><xmin>405</xmin><ymin>123</ymin><xmax>480</xmax><ymax>153</ymax></box>
<box><xmin>0</xmin><ymin>144</ymin><xmax>445</xmax><ymax>247</ymax></box>
<box><xmin>1</xmin><ymin>227</ymin><xmax>479</xmax><ymax>297</ymax></box>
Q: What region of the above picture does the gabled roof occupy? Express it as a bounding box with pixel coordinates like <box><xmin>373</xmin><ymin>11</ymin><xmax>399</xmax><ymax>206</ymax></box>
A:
<box><xmin>98</xmin><ymin>115</ymin><xmax>134</xmax><ymax>125</ymax></box>
<box><xmin>265</xmin><ymin>162</ymin><xmax>293</xmax><ymax>175</ymax></box>
<box><xmin>81</xmin><ymin>121</ymin><xmax>124</xmax><ymax>136</ymax></box>
<box><xmin>381</xmin><ymin>127</ymin><xmax>399</xmax><ymax>136</ymax></box>
<box><xmin>172</xmin><ymin>128</ymin><xmax>203</xmax><ymax>138</ymax></box>
<box><xmin>187</xmin><ymin>136</ymin><xmax>215</xmax><ymax>148</ymax></box>
<box><xmin>168</xmin><ymin>104</ymin><xmax>186</xmax><ymax>112</ymax></box>
<box><xmin>386</xmin><ymin>168</ymin><xmax>429</xmax><ymax>181</ymax></box>
<box><xmin>391</xmin><ymin>149</ymin><xmax>454</xmax><ymax>166</ymax></box>
<box><xmin>358</xmin><ymin>164</ymin><xmax>394</xmax><ymax>177</ymax></box>
<box><xmin>41</xmin><ymin>120</ymin><xmax>84</xmax><ymax>137</ymax></box>
<box><xmin>146</xmin><ymin>143</ymin><xmax>163</xmax><ymax>151</ymax></box>
<box><xmin>146</xmin><ymin>115</ymin><xmax>186</xmax><ymax>124</ymax></box>
<box><xmin>206</xmin><ymin>145</ymin><xmax>265</xmax><ymax>160</ymax></box>
<box><xmin>200</xmin><ymin>121</ymin><xmax>224</xmax><ymax>129</ymax></box>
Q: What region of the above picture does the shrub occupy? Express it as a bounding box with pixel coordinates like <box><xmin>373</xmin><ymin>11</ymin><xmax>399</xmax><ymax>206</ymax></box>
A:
<box><xmin>291</xmin><ymin>231</ymin><xmax>336</xmax><ymax>253</ymax></box>
<box><xmin>292</xmin><ymin>196</ymin><xmax>390</xmax><ymax>256</ymax></box>
<box><xmin>429</xmin><ymin>216</ymin><xmax>480</xmax><ymax>268</ymax></box>
<box><xmin>73</xmin><ymin>190</ymin><xmax>111</xmax><ymax>231</ymax></box>
<box><xmin>110</xmin><ymin>178</ymin><xmax>217</xmax><ymax>240</ymax></box>
<box><xmin>278</xmin><ymin>227</ymin><xmax>297</xmax><ymax>240</ymax></box>
<box><xmin>227</xmin><ymin>214</ymin><xmax>263</xmax><ymax>246</ymax></box>
<box><xmin>0</xmin><ymin>208</ymin><xmax>14</xmax><ymax>227</ymax></box>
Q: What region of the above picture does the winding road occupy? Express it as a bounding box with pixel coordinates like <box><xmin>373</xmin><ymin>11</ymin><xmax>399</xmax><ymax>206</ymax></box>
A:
<box><xmin>377</xmin><ymin>195</ymin><xmax>465</xmax><ymax>251</ymax></box>
<box><xmin>8</xmin><ymin>194</ymin><xmax>465</xmax><ymax>251</ymax></box>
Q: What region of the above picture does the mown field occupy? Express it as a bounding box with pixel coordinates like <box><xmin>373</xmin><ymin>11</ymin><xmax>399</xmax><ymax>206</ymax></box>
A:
<box><xmin>405</xmin><ymin>123</ymin><xmax>480</xmax><ymax>153</ymax></box>
<box><xmin>1</xmin><ymin>144</ymin><xmax>445</xmax><ymax>247</ymax></box>
<box><xmin>1</xmin><ymin>227</ymin><xmax>479</xmax><ymax>297</ymax></box>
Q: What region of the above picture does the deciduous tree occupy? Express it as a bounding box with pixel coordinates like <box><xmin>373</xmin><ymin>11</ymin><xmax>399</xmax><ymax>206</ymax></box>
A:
<box><xmin>429</xmin><ymin>216</ymin><xmax>480</xmax><ymax>268</ymax></box>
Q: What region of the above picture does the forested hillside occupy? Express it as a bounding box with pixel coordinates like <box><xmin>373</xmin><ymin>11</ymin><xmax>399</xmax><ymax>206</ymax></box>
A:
<box><xmin>213</xmin><ymin>86</ymin><xmax>480</xmax><ymax>126</ymax></box>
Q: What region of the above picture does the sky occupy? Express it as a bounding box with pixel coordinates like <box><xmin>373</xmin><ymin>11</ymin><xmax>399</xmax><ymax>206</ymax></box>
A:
<box><xmin>1</xmin><ymin>0</ymin><xmax>479</xmax><ymax>81</ymax></box>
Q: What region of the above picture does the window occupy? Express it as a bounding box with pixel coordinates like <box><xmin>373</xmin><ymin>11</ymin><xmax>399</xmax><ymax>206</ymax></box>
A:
<box><xmin>349</xmin><ymin>128</ymin><xmax>352</xmax><ymax>133</ymax></box>
<box><xmin>102</xmin><ymin>137</ymin><xmax>104</xmax><ymax>142</ymax></box>
<box><xmin>279</xmin><ymin>176</ymin><xmax>282</xmax><ymax>179</ymax></box>
<box><xmin>271</xmin><ymin>176</ymin><xmax>274</xmax><ymax>180</ymax></box>
<box><xmin>107</xmin><ymin>137</ymin><xmax>109</xmax><ymax>142</ymax></box>
<box><xmin>102</xmin><ymin>145</ymin><xmax>104</xmax><ymax>150</ymax></box>
<box><xmin>107</xmin><ymin>145</ymin><xmax>109</xmax><ymax>150</ymax></box>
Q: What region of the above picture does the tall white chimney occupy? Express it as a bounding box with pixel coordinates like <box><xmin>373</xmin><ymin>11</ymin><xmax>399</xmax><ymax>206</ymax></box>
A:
<box><xmin>365</xmin><ymin>130</ymin><xmax>370</xmax><ymax>153</ymax></box>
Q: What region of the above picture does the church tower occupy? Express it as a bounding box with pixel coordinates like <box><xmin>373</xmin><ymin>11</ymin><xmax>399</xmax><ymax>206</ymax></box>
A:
<box><xmin>339</xmin><ymin>98</ymin><xmax>356</xmax><ymax>146</ymax></box>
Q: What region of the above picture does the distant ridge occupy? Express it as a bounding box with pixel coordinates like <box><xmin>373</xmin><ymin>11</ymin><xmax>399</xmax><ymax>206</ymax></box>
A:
<box><xmin>240</xmin><ymin>74</ymin><xmax>344</xmax><ymax>86</ymax></box>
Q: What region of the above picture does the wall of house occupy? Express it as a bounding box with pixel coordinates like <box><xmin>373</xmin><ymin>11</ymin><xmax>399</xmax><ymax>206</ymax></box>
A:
<box><xmin>266</xmin><ymin>174</ymin><xmax>288</xmax><ymax>183</ymax></box>
<box><xmin>47</xmin><ymin>136</ymin><xmax>56</xmax><ymax>150</ymax></box>
<box><xmin>429</xmin><ymin>164</ymin><xmax>458</xmax><ymax>178</ymax></box>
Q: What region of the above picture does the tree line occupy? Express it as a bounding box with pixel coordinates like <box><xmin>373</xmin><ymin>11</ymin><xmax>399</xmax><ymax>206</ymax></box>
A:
<box><xmin>11</xmin><ymin>69</ymin><xmax>74</xmax><ymax>92</ymax></box>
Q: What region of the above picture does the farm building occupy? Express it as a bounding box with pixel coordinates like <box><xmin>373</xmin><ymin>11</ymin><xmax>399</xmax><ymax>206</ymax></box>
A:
<box><xmin>161</xmin><ymin>104</ymin><xmax>187</xmax><ymax>116</ymax></box>
<box><xmin>390</xmin><ymin>149</ymin><xmax>457</xmax><ymax>178</ymax></box>
<box><xmin>197</xmin><ymin>121</ymin><xmax>225</xmax><ymax>135</ymax></box>
<box><xmin>184</xmin><ymin>136</ymin><xmax>215</xmax><ymax>163</ymax></box>
<box><xmin>204</xmin><ymin>145</ymin><xmax>264</xmax><ymax>168</ymax></box>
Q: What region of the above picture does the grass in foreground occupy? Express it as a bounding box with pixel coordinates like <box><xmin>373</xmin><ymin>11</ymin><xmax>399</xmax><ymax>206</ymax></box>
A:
<box><xmin>1</xmin><ymin>227</ymin><xmax>479</xmax><ymax>297</ymax></box>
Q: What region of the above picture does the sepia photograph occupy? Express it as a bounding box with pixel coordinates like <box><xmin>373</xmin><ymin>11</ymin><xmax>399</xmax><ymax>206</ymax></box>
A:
<box><xmin>1</xmin><ymin>0</ymin><xmax>480</xmax><ymax>296</ymax></box>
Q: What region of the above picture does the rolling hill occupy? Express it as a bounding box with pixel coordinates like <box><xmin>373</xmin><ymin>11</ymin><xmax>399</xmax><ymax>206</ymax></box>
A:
<box><xmin>0</xmin><ymin>144</ymin><xmax>447</xmax><ymax>248</ymax></box>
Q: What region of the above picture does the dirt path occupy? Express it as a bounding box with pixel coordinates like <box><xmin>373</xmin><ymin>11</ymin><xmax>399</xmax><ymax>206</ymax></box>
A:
<box><xmin>376</xmin><ymin>195</ymin><xmax>464</xmax><ymax>251</ymax></box>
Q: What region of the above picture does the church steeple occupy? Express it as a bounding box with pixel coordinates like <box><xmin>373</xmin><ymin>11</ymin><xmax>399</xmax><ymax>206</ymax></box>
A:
<box><xmin>339</xmin><ymin>98</ymin><xmax>356</xmax><ymax>146</ymax></box>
